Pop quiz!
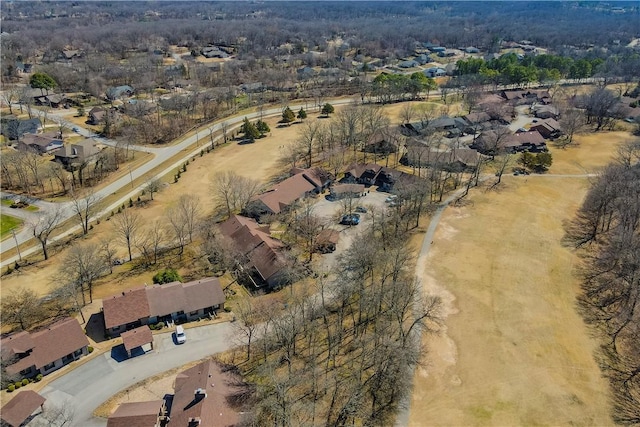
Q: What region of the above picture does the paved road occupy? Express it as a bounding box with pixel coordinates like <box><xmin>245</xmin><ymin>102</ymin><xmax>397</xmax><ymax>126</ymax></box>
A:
<box><xmin>32</xmin><ymin>322</ymin><xmax>235</xmax><ymax>427</ymax></box>
<box><xmin>0</xmin><ymin>97</ymin><xmax>359</xmax><ymax>266</ymax></box>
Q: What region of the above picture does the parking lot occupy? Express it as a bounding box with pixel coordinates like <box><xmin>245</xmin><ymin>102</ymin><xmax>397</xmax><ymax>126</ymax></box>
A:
<box><xmin>312</xmin><ymin>187</ymin><xmax>391</xmax><ymax>270</ymax></box>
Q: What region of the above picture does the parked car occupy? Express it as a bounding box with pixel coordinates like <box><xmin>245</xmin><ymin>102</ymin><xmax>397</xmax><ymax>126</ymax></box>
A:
<box><xmin>385</xmin><ymin>195</ymin><xmax>398</xmax><ymax>203</ymax></box>
<box><xmin>175</xmin><ymin>325</ymin><xmax>186</xmax><ymax>344</ymax></box>
<box><xmin>355</xmin><ymin>206</ymin><xmax>367</xmax><ymax>213</ymax></box>
<box><xmin>340</xmin><ymin>213</ymin><xmax>360</xmax><ymax>225</ymax></box>
<box><xmin>72</xmin><ymin>127</ymin><xmax>79</xmax><ymax>133</ymax></box>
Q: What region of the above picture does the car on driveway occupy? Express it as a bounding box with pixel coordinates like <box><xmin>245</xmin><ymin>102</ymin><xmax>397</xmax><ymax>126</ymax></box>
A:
<box><xmin>175</xmin><ymin>325</ymin><xmax>186</xmax><ymax>344</ymax></box>
<box><xmin>340</xmin><ymin>213</ymin><xmax>360</xmax><ymax>225</ymax></box>
<box><xmin>355</xmin><ymin>206</ymin><xmax>367</xmax><ymax>213</ymax></box>
<box><xmin>385</xmin><ymin>195</ymin><xmax>398</xmax><ymax>203</ymax></box>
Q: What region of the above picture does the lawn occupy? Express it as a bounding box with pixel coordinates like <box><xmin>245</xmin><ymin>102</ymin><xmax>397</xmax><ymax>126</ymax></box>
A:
<box><xmin>1</xmin><ymin>214</ymin><xmax>23</xmax><ymax>239</ymax></box>
<box><xmin>407</xmin><ymin>132</ymin><xmax>624</xmax><ymax>426</ymax></box>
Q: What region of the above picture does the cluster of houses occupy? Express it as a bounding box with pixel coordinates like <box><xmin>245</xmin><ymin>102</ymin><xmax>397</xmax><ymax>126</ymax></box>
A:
<box><xmin>401</xmin><ymin>88</ymin><xmax>564</xmax><ymax>162</ymax></box>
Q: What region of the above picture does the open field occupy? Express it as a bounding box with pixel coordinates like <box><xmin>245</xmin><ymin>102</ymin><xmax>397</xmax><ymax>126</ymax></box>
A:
<box><xmin>407</xmin><ymin>132</ymin><xmax>626</xmax><ymax>426</ymax></box>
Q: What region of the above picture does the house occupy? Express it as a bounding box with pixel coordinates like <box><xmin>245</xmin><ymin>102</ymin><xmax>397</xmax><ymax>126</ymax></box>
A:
<box><xmin>398</xmin><ymin>59</ymin><xmax>419</xmax><ymax>68</ymax></box>
<box><xmin>532</xmin><ymin>104</ymin><xmax>560</xmax><ymax>119</ymax></box>
<box><xmin>219</xmin><ymin>215</ymin><xmax>287</xmax><ymax>288</ymax></box>
<box><xmin>330</xmin><ymin>183</ymin><xmax>366</xmax><ymax>200</ymax></box>
<box><xmin>102</xmin><ymin>278</ymin><xmax>225</xmax><ymax>336</ymax></box>
<box><xmin>362</xmin><ymin>128</ymin><xmax>398</xmax><ymax>155</ymax></box>
<box><xmin>465</xmin><ymin>46</ymin><xmax>480</xmax><ymax>53</ymax></box>
<box><xmin>1</xmin><ymin>117</ymin><xmax>41</xmax><ymax>141</ymax></box>
<box><xmin>403</xmin><ymin>116</ymin><xmax>467</xmax><ymax>136</ymax></box>
<box><xmin>342</xmin><ymin>163</ymin><xmax>383</xmax><ymax>185</ymax></box>
<box><xmin>429</xmin><ymin>46</ymin><xmax>446</xmax><ymax>53</ymax></box>
<box><xmin>201</xmin><ymin>46</ymin><xmax>229</xmax><ymax>58</ymax></box>
<box><xmin>247</xmin><ymin>168</ymin><xmax>332</xmax><ymax>216</ymax></box>
<box><xmin>501</xmin><ymin>89</ymin><xmax>551</xmax><ymax>106</ymax></box>
<box><xmin>375</xmin><ymin>166</ymin><xmax>423</xmax><ymax>192</ymax></box>
<box><xmin>34</xmin><ymin>93</ymin><xmax>72</xmax><ymax>108</ymax></box>
<box><xmin>437</xmin><ymin>50</ymin><xmax>456</xmax><ymax>58</ymax></box>
<box><xmin>106</xmin><ymin>85</ymin><xmax>134</xmax><ymax>101</ymax></box>
<box><xmin>503</xmin><ymin>130</ymin><xmax>547</xmax><ymax>152</ymax></box>
<box><xmin>314</xmin><ymin>229</ymin><xmax>340</xmax><ymax>253</ymax></box>
<box><xmin>462</xmin><ymin>112</ymin><xmax>492</xmax><ymax>134</ymax></box>
<box><xmin>121</xmin><ymin>326</ymin><xmax>154</xmax><ymax>358</ymax></box>
<box><xmin>106</xmin><ymin>400</ymin><xmax>166</xmax><ymax>427</ymax></box>
<box><xmin>424</xmin><ymin>67</ymin><xmax>446</xmax><ymax>78</ymax></box>
<box><xmin>530</xmin><ymin>118</ymin><xmax>562</xmax><ymax>139</ymax></box>
<box><xmin>168</xmin><ymin>360</ymin><xmax>240</xmax><ymax>426</ymax></box>
<box><xmin>87</xmin><ymin>106</ymin><xmax>106</xmax><ymax>125</ymax></box>
<box><xmin>17</xmin><ymin>132</ymin><xmax>63</xmax><ymax>154</ymax></box>
<box><xmin>1</xmin><ymin>391</ymin><xmax>46</xmax><ymax>427</ymax></box>
<box><xmin>0</xmin><ymin>317</ymin><xmax>89</xmax><ymax>378</ymax></box>
<box><xmin>54</xmin><ymin>138</ymin><xmax>101</xmax><ymax>169</ymax></box>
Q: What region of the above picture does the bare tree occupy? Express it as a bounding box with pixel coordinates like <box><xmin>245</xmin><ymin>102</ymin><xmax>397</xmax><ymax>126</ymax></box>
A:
<box><xmin>101</xmin><ymin>240</ymin><xmax>118</xmax><ymax>274</ymax></box>
<box><xmin>47</xmin><ymin>162</ymin><xmax>71</xmax><ymax>195</ymax></box>
<box><xmin>29</xmin><ymin>207</ymin><xmax>64</xmax><ymax>260</ymax></box>
<box><xmin>0</xmin><ymin>287</ymin><xmax>45</xmax><ymax>331</ymax></box>
<box><xmin>212</xmin><ymin>171</ymin><xmax>262</xmax><ymax>219</ymax></box>
<box><xmin>558</xmin><ymin>107</ymin><xmax>585</xmax><ymax>147</ymax></box>
<box><xmin>41</xmin><ymin>399</ymin><xmax>75</xmax><ymax>427</ymax></box>
<box><xmin>69</xmin><ymin>187</ymin><xmax>101</xmax><ymax>235</ymax></box>
<box><xmin>112</xmin><ymin>209</ymin><xmax>141</xmax><ymax>262</ymax></box>
<box><xmin>233</xmin><ymin>296</ymin><xmax>263</xmax><ymax>361</ymax></box>
<box><xmin>166</xmin><ymin>206</ymin><xmax>189</xmax><ymax>256</ymax></box>
<box><xmin>60</xmin><ymin>243</ymin><xmax>108</xmax><ymax>304</ymax></box>
<box><xmin>399</xmin><ymin>103</ymin><xmax>416</xmax><ymax>125</ymax></box>
<box><xmin>177</xmin><ymin>194</ymin><xmax>201</xmax><ymax>243</ymax></box>
<box><xmin>296</xmin><ymin>120</ymin><xmax>322</xmax><ymax>168</ymax></box>
<box><xmin>144</xmin><ymin>177</ymin><xmax>163</xmax><ymax>201</ymax></box>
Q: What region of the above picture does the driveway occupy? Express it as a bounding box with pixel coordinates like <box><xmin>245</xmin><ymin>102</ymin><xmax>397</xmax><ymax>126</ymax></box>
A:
<box><xmin>30</xmin><ymin>322</ymin><xmax>235</xmax><ymax>427</ymax></box>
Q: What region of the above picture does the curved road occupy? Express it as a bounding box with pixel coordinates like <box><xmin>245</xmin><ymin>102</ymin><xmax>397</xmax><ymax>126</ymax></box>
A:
<box><xmin>0</xmin><ymin>97</ymin><xmax>358</xmax><ymax>267</ymax></box>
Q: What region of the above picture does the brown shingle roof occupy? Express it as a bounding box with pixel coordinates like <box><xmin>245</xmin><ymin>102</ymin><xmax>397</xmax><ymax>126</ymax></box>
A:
<box><xmin>316</xmin><ymin>229</ymin><xmax>340</xmax><ymax>245</ymax></box>
<box><xmin>170</xmin><ymin>360</ymin><xmax>240</xmax><ymax>427</ymax></box>
<box><xmin>0</xmin><ymin>391</ymin><xmax>45</xmax><ymax>427</ymax></box>
<box><xmin>103</xmin><ymin>287</ymin><xmax>150</xmax><ymax>330</ymax></box>
<box><xmin>146</xmin><ymin>282</ymin><xmax>187</xmax><ymax>318</ymax></box>
<box><xmin>121</xmin><ymin>326</ymin><xmax>153</xmax><ymax>353</ymax></box>
<box><xmin>3</xmin><ymin>318</ymin><xmax>89</xmax><ymax>375</ymax></box>
<box><xmin>219</xmin><ymin>215</ymin><xmax>285</xmax><ymax>283</ymax></box>
<box><xmin>106</xmin><ymin>400</ymin><xmax>164</xmax><ymax>427</ymax></box>
<box><xmin>331</xmin><ymin>183</ymin><xmax>365</xmax><ymax>195</ymax></box>
<box><xmin>183</xmin><ymin>278</ymin><xmax>225</xmax><ymax>314</ymax></box>
<box><xmin>30</xmin><ymin>318</ymin><xmax>89</xmax><ymax>369</ymax></box>
<box><xmin>1</xmin><ymin>331</ymin><xmax>35</xmax><ymax>356</ymax></box>
<box><xmin>504</xmin><ymin>130</ymin><xmax>546</xmax><ymax>147</ymax></box>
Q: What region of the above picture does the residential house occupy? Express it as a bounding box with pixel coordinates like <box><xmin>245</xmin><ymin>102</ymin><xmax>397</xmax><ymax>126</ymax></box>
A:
<box><xmin>424</xmin><ymin>67</ymin><xmax>446</xmax><ymax>78</ymax></box>
<box><xmin>403</xmin><ymin>116</ymin><xmax>467</xmax><ymax>136</ymax></box>
<box><xmin>329</xmin><ymin>183</ymin><xmax>366</xmax><ymax>200</ymax></box>
<box><xmin>219</xmin><ymin>215</ymin><xmax>287</xmax><ymax>288</ymax></box>
<box><xmin>106</xmin><ymin>400</ymin><xmax>166</xmax><ymax>427</ymax></box>
<box><xmin>402</xmin><ymin>140</ymin><xmax>482</xmax><ymax>171</ymax></box>
<box><xmin>0</xmin><ymin>317</ymin><xmax>89</xmax><ymax>378</ymax></box>
<box><xmin>530</xmin><ymin>118</ymin><xmax>562</xmax><ymax>139</ymax></box>
<box><xmin>375</xmin><ymin>166</ymin><xmax>423</xmax><ymax>192</ymax></box>
<box><xmin>15</xmin><ymin>61</ymin><xmax>33</xmax><ymax>74</ymax></box>
<box><xmin>34</xmin><ymin>93</ymin><xmax>72</xmax><ymax>108</ymax></box>
<box><xmin>201</xmin><ymin>46</ymin><xmax>229</xmax><ymax>58</ymax></box>
<box><xmin>102</xmin><ymin>278</ymin><xmax>225</xmax><ymax>336</ymax></box>
<box><xmin>465</xmin><ymin>46</ymin><xmax>480</xmax><ymax>53</ymax></box>
<box><xmin>501</xmin><ymin>89</ymin><xmax>551</xmax><ymax>105</ymax></box>
<box><xmin>398</xmin><ymin>59</ymin><xmax>419</xmax><ymax>68</ymax></box>
<box><xmin>17</xmin><ymin>132</ymin><xmax>63</xmax><ymax>154</ymax></box>
<box><xmin>532</xmin><ymin>104</ymin><xmax>560</xmax><ymax>119</ymax></box>
<box><xmin>1</xmin><ymin>391</ymin><xmax>46</xmax><ymax>427</ymax></box>
<box><xmin>472</xmin><ymin>130</ymin><xmax>547</xmax><ymax>154</ymax></box>
<box><xmin>54</xmin><ymin>138</ymin><xmax>101</xmax><ymax>169</ymax></box>
<box><xmin>362</xmin><ymin>128</ymin><xmax>398</xmax><ymax>155</ymax></box>
<box><xmin>87</xmin><ymin>106</ymin><xmax>106</xmax><ymax>125</ymax></box>
<box><xmin>106</xmin><ymin>85</ymin><xmax>134</xmax><ymax>101</ymax></box>
<box><xmin>168</xmin><ymin>360</ymin><xmax>240</xmax><ymax>426</ymax></box>
<box><xmin>246</xmin><ymin>167</ymin><xmax>332</xmax><ymax>217</ymax></box>
<box><xmin>342</xmin><ymin>163</ymin><xmax>383</xmax><ymax>185</ymax></box>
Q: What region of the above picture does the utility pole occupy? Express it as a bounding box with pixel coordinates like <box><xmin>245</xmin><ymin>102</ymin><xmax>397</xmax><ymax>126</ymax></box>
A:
<box><xmin>11</xmin><ymin>228</ymin><xmax>22</xmax><ymax>262</ymax></box>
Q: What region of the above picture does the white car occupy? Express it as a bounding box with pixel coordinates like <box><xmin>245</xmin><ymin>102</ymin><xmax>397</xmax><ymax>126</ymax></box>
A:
<box><xmin>175</xmin><ymin>325</ymin><xmax>186</xmax><ymax>344</ymax></box>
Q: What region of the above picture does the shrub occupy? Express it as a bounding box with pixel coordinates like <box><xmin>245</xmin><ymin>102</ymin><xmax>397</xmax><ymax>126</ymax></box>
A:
<box><xmin>35</xmin><ymin>374</ymin><xmax>43</xmax><ymax>382</ymax></box>
<box><xmin>87</xmin><ymin>346</ymin><xmax>94</xmax><ymax>353</ymax></box>
<box><xmin>153</xmin><ymin>268</ymin><xmax>182</xmax><ymax>284</ymax></box>
<box><xmin>14</xmin><ymin>382</ymin><xmax>21</xmax><ymax>389</ymax></box>
<box><xmin>21</xmin><ymin>379</ymin><xmax>29</xmax><ymax>386</ymax></box>
<box><xmin>156</xmin><ymin>321</ymin><xmax>165</xmax><ymax>329</ymax></box>
<box><xmin>224</xmin><ymin>306</ymin><xmax>232</xmax><ymax>312</ymax></box>
<box><xmin>7</xmin><ymin>385</ymin><xmax>15</xmax><ymax>392</ymax></box>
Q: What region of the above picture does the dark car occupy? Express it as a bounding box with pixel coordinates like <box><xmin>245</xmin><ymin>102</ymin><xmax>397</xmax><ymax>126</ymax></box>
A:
<box><xmin>355</xmin><ymin>206</ymin><xmax>367</xmax><ymax>213</ymax></box>
<box><xmin>340</xmin><ymin>213</ymin><xmax>360</xmax><ymax>225</ymax></box>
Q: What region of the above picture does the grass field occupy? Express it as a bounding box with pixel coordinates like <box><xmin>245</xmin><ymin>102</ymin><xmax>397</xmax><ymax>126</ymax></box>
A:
<box><xmin>406</xmin><ymin>132</ymin><xmax>630</xmax><ymax>426</ymax></box>
<box><xmin>1</xmin><ymin>214</ymin><xmax>23</xmax><ymax>239</ymax></box>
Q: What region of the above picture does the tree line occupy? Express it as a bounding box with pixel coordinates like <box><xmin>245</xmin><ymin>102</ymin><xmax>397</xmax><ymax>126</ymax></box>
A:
<box><xmin>231</xmin><ymin>217</ymin><xmax>442</xmax><ymax>426</ymax></box>
<box><xmin>564</xmin><ymin>139</ymin><xmax>640</xmax><ymax>425</ymax></box>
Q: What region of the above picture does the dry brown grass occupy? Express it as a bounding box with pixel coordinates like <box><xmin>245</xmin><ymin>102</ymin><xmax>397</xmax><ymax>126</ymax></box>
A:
<box><xmin>407</xmin><ymin>131</ymin><xmax>625</xmax><ymax>426</ymax></box>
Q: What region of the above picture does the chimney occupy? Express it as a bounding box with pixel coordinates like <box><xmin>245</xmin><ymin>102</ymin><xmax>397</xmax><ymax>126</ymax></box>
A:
<box><xmin>194</xmin><ymin>388</ymin><xmax>207</xmax><ymax>400</ymax></box>
<box><xmin>188</xmin><ymin>417</ymin><xmax>201</xmax><ymax>426</ymax></box>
